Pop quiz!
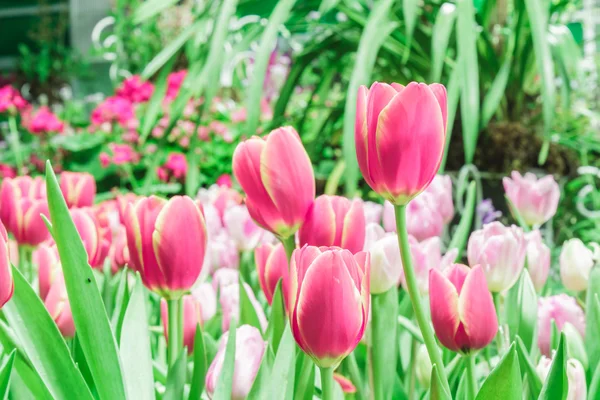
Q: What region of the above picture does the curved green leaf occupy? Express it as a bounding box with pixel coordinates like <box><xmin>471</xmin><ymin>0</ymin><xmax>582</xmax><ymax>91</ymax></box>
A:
<box><xmin>0</xmin><ymin>350</ymin><xmax>15</xmax><ymax>399</ymax></box>
<box><xmin>141</xmin><ymin>22</ymin><xmax>199</xmax><ymax>79</ymax></box>
<box><xmin>265</xmin><ymin>280</ymin><xmax>286</xmax><ymax>354</ymax></box>
<box><xmin>447</xmin><ymin>181</ymin><xmax>477</xmax><ymax>259</ymax></box>
<box><xmin>239</xmin><ymin>278</ymin><xmax>264</xmax><ymax>333</ymax></box>
<box><xmin>371</xmin><ymin>286</ymin><xmax>398</xmax><ymax>400</ymax></box>
<box><xmin>430</xmin><ymin>3</ymin><xmax>457</xmax><ymax>82</ymax></box>
<box><xmin>505</xmin><ymin>270</ymin><xmax>538</xmax><ymax>351</ymax></box>
<box><xmin>188</xmin><ymin>325</ymin><xmax>208</xmax><ymax>400</ymax></box>
<box><xmin>214</xmin><ymin>319</ymin><xmax>238</xmax><ymax>400</ymax></box>
<box><xmin>539</xmin><ymin>333</ymin><xmax>568</xmax><ymax>400</ymax></box>
<box><xmin>270</xmin><ymin>324</ymin><xmax>296</xmax><ymax>399</ymax></box>
<box><xmin>164</xmin><ymin>350</ymin><xmax>187</xmax><ymax>400</ymax></box>
<box><xmin>430</xmin><ymin>364</ymin><xmax>452</xmax><ymax>400</ymax></box>
<box><xmin>515</xmin><ymin>336</ymin><xmax>542</xmax><ymax>398</ymax></box>
<box><xmin>586</xmin><ymin>269</ymin><xmax>600</xmax><ymax>375</ymax></box>
<box><xmin>476</xmin><ymin>343</ymin><xmax>522</xmax><ymax>400</ymax></box>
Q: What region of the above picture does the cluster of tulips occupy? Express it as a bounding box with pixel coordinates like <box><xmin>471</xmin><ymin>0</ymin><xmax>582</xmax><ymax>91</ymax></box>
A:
<box><xmin>0</xmin><ymin>81</ymin><xmax>597</xmax><ymax>400</ymax></box>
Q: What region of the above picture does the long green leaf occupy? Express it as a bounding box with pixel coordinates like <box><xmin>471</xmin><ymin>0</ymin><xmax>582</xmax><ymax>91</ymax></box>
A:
<box><xmin>0</xmin><ymin>350</ymin><xmax>15</xmax><ymax>399</ymax></box>
<box><xmin>139</xmin><ymin>58</ymin><xmax>175</xmax><ymax>145</ymax></box>
<box><xmin>120</xmin><ymin>277</ymin><xmax>155</xmax><ymax>400</ymax></box>
<box><xmin>342</xmin><ymin>0</ymin><xmax>397</xmax><ymax>195</ymax></box>
<box><xmin>265</xmin><ymin>280</ymin><xmax>286</xmax><ymax>354</ymax></box>
<box><xmin>539</xmin><ymin>332</ymin><xmax>568</xmax><ymax>400</ymax></box>
<box><xmin>402</xmin><ymin>0</ymin><xmax>419</xmax><ymax>62</ymax></box>
<box><xmin>430</xmin><ymin>3</ymin><xmax>457</xmax><ymax>82</ymax></box>
<box><xmin>188</xmin><ymin>325</ymin><xmax>208</xmax><ymax>400</ymax></box>
<box><xmin>476</xmin><ymin>343</ymin><xmax>522</xmax><ymax>399</ymax></box>
<box><xmin>505</xmin><ymin>270</ymin><xmax>538</xmax><ymax>351</ymax></box>
<box><xmin>245</xmin><ymin>0</ymin><xmax>296</xmax><ymax>135</ymax></box>
<box><xmin>45</xmin><ymin>161</ymin><xmax>127</xmax><ymax>400</ymax></box>
<box><xmin>585</xmin><ymin>269</ymin><xmax>600</xmax><ymax>377</ymax></box>
<box><xmin>439</xmin><ymin>59</ymin><xmax>461</xmax><ymax>173</ymax></box>
<box><xmin>163</xmin><ymin>350</ymin><xmax>187</xmax><ymax>400</ymax></box>
<box><xmin>239</xmin><ymin>279</ymin><xmax>264</xmax><ymax>332</ymax></box>
<box><xmin>133</xmin><ymin>0</ymin><xmax>179</xmax><ymax>24</ymax></box>
<box><xmin>589</xmin><ymin>360</ymin><xmax>600</xmax><ymax>400</ymax></box>
<box><xmin>142</xmin><ymin>22</ymin><xmax>199</xmax><ymax>79</ymax></box>
<box><xmin>429</xmin><ymin>364</ymin><xmax>452</xmax><ymax>400</ymax></box>
<box><xmin>2</xmin><ymin>267</ymin><xmax>93</xmax><ymax>400</ymax></box>
<box><xmin>515</xmin><ymin>336</ymin><xmax>542</xmax><ymax>398</ymax></box>
<box><xmin>447</xmin><ymin>181</ymin><xmax>476</xmax><ymax>259</ymax></box>
<box><xmin>270</xmin><ymin>324</ymin><xmax>296</xmax><ymax>399</ymax></box>
<box><xmin>371</xmin><ymin>286</ymin><xmax>398</xmax><ymax>400</ymax></box>
<box><xmin>456</xmin><ymin>0</ymin><xmax>480</xmax><ymax>164</ymax></box>
<box><xmin>213</xmin><ymin>319</ymin><xmax>238</xmax><ymax>400</ymax></box>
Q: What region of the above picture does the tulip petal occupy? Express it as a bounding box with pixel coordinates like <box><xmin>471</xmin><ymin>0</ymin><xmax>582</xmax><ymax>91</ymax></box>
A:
<box><xmin>299</xmin><ymin>196</ymin><xmax>336</xmax><ymax>248</ymax></box>
<box><xmin>355</xmin><ymin>85</ymin><xmax>372</xmax><ymax>187</ymax></box>
<box><xmin>429</xmin><ymin>83</ymin><xmax>448</xmax><ymax>134</ymax></box>
<box><xmin>340</xmin><ymin>199</ymin><xmax>365</xmax><ymax>253</ymax></box>
<box><xmin>429</xmin><ymin>268</ymin><xmax>460</xmax><ymax>352</ymax></box>
<box><xmin>289</xmin><ymin>246</ymin><xmax>322</xmax><ymax>318</ymax></box>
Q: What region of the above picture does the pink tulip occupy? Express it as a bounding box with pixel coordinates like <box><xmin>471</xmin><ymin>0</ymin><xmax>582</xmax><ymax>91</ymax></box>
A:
<box><xmin>289</xmin><ymin>246</ymin><xmax>370</xmax><ymax>368</ymax></box>
<box><xmin>467</xmin><ymin>222</ymin><xmax>526</xmax><ymax>292</ymax></box>
<box><xmin>537</xmin><ymin>357</ymin><xmax>587</xmax><ymax>400</ymax></box>
<box><xmin>367</xmin><ymin>234</ymin><xmax>403</xmax><ymax>294</ymax></box>
<box><xmin>355</xmin><ymin>82</ymin><xmax>446</xmax><ymax>205</ymax></box>
<box><xmin>525</xmin><ymin>230</ymin><xmax>551</xmax><ymax>292</ymax></box>
<box><xmin>503</xmin><ymin>171</ymin><xmax>560</xmax><ymax>226</ymax></box>
<box><xmin>109</xmin><ymin>225</ymin><xmax>129</xmax><ymax>273</ymax></box>
<box><xmin>299</xmin><ymin>195</ymin><xmax>365</xmax><ymax>253</ymax></box>
<box><xmin>33</xmin><ymin>243</ymin><xmax>60</xmax><ymax>300</ymax></box>
<box><xmin>425</xmin><ymin>175</ymin><xmax>454</xmax><ymax>223</ymax></box>
<box><xmin>382</xmin><ymin>196</ymin><xmax>444</xmax><ymax>241</ymax></box>
<box><xmin>363</xmin><ymin>201</ymin><xmax>383</xmax><ymax>225</ymax></box>
<box><xmin>255</xmin><ymin>242</ymin><xmax>289</xmax><ymax>305</ymax></box>
<box><xmin>60</xmin><ymin>172</ymin><xmax>96</xmax><ymax>208</ymax></box>
<box><xmin>212</xmin><ymin>268</ymin><xmax>240</xmax><ymax>293</ymax></box>
<box><xmin>161</xmin><ymin>295</ymin><xmax>202</xmax><ymax>354</ymax></box>
<box><xmin>559</xmin><ymin>239</ymin><xmax>594</xmax><ymax>292</ymax></box>
<box><xmin>0</xmin><ymin>222</ymin><xmax>13</xmax><ymax>308</ymax></box>
<box><xmin>44</xmin><ymin>275</ymin><xmax>75</xmax><ymax>337</ymax></box>
<box><xmin>223</xmin><ymin>205</ymin><xmax>265</xmax><ymax>251</ymax></box>
<box><xmin>192</xmin><ymin>283</ymin><xmax>217</xmax><ymax>322</ymax></box>
<box><xmin>216</xmin><ymin>174</ymin><xmax>233</xmax><ymax>188</ymax></box>
<box><xmin>123</xmin><ymin>195</ymin><xmax>207</xmax><ymax>299</ymax></box>
<box><xmin>537</xmin><ymin>294</ymin><xmax>586</xmax><ymax>356</ymax></box>
<box><xmin>408</xmin><ymin>236</ymin><xmax>457</xmax><ymax>294</ymax></box>
<box><xmin>197</xmin><ymin>184</ymin><xmax>243</xmax><ymax>222</ymax></box>
<box><xmin>205</xmin><ymin>325</ymin><xmax>266</xmax><ymax>400</ymax></box>
<box><xmin>220</xmin><ymin>283</ymin><xmax>267</xmax><ymax>333</ymax></box>
<box><xmin>71</xmin><ymin>209</ymin><xmax>111</xmax><ymax>269</ymax></box>
<box><xmin>164</xmin><ymin>153</ymin><xmax>187</xmax><ymax>179</ymax></box>
<box><xmin>429</xmin><ymin>264</ymin><xmax>498</xmax><ymax>353</ymax></box>
<box><xmin>232</xmin><ymin>126</ymin><xmax>315</xmax><ymax>238</ymax></box>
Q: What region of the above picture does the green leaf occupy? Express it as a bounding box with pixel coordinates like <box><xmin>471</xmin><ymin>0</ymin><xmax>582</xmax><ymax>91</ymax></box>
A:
<box><xmin>245</xmin><ymin>0</ymin><xmax>296</xmax><ymax>136</ymax></box>
<box><xmin>586</xmin><ymin>269</ymin><xmax>600</xmax><ymax>374</ymax></box>
<box><xmin>163</xmin><ymin>350</ymin><xmax>187</xmax><ymax>400</ymax></box>
<box><xmin>2</xmin><ymin>267</ymin><xmax>93</xmax><ymax>400</ymax></box>
<box><xmin>505</xmin><ymin>270</ymin><xmax>538</xmax><ymax>351</ymax></box>
<box><xmin>402</xmin><ymin>0</ymin><xmax>419</xmax><ymax>62</ymax></box>
<box><xmin>133</xmin><ymin>0</ymin><xmax>179</xmax><ymax>24</ymax></box>
<box><xmin>589</xmin><ymin>360</ymin><xmax>600</xmax><ymax>400</ymax></box>
<box><xmin>539</xmin><ymin>333</ymin><xmax>568</xmax><ymax>400</ymax></box>
<box><xmin>480</xmin><ymin>41</ymin><xmax>514</xmax><ymax>128</ymax></box>
<box><xmin>342</xmin><ymin>0</ymin><xmax>397</xmax><ymax>195</ymax></box>
<box><xmin>139</xmin><ymin>58</ymin><xmax>175</xmax><ymax>145</ymax></box>
<box><xmin>0</xmin><ymin>350</ymin><xmax>15</xmax><ymax>399</ymax></box>
<box><xmin>475</xmin><ymin>343</ymin><xmax>522</xmax><ymax>400</ymax></box>
<box><xmin>45</xmin><ymin>161</ymin><xmax>127</xmax><ymax>400</ymax></box>
<box><xmin>430</xmin><ymin>3</ymin><xmax>457</xmax><ymax>82</ymax></box>
<box><xmin>429</xmin><ymin>364</ymin><xmax>452</xmax><ymax>400</ymax></box>
<box><xmin>265</xmin><ymin>280</ymin><xmax>286</xmax><ymax>354</ymax></box>
<box><xmin>439</xmin><ymin>59</ymin><xmax>462</xmax><ymax>173</ymax></box>
<box><xmin>447</xmin><ymin>181</ymin><xmax>476</xmax><ymax>259</ymax></box>
<box><xmin>247</xmin><ymin>348</ymin><xmax>274</xmax><ymax>400</ymax></box>
<box><xmin>270</xmin><ymin>324</ymin><xmax>296</xmax><ymax>399</ymax></box>
<box><xmin>371</xmin><ymin>286</ymin><xmax>398</xmax><ymax>400</ymax></box>
<box><xmin>110</xmin><ymin>268</ymin><xmax>131</xmax><ymax>341</ymax></box>
<box><xmin>515</xmin><ymin>336</ymin><xmax>542</xmax><ymax>399</ymax></box>
<box><xmin>141</xmin><ymin>22</ymin><xmax>199</xmax><ymax>79</ymax></box>
<box><xmin>294</xmin><ymin>351</ymin><xmax>315</xmax><ymax>400</ymax></box>
<box><xmin>188</xmin><ymin>325</ymin><xmax>208</xmax><ymax>400</ymax></box>
<box><xmin>239</xmin><ymin>278</ymin><xmax>264</xmax><ymax>332</ymax></box>
<box><xmin>318</xmin><ymin>0</ymin><xmax>339</xmax><ymax>14</ymax></box>
<box><xmin>213</xmin><ymin>318</ymin><xmax>238</xmax><ymax>400</ymax></box>
<box><xmin>456</xmin><ymin>0</ymin><xmax>480</xmax><ymax>164</ymax></box>
<box><xmin>120</xmin><ymin>276</ymin><xmax>155</xmax><ymax>400</ymax></box>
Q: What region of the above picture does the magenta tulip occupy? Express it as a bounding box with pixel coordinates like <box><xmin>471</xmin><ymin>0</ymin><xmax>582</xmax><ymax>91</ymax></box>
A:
<box><xmin>467</xmin><ymin>222</ymin><xmax>526</xmax><ymax>292</ymax></box>
<box><xmin>60</xmin><ymin>172</ymin><xmax>96</xmax><ymax>208</ymax></box>
<box><xmin>289</xmin><ymin>246</ymin><xmax>370</xmax><ymax>368</ymax></box>
<box><xmin>71</xmin><ymin>208</ymin><xmax>111</xmax><ymax>269</ymax></box>
<box><xmin>33</xmin><ymin>243</ymin><xmax>60</xmax><ymax>300</ymax></box>
<box><xmin>537</xmin><ymin>294</ymin><xmax>586</xmax><ymax>356</ymax></box>
<box><xmin>503</xmin><ymin>171</ymin><xmax>560</xmax><ymax>226</ymax></box>
<box><xmin>44</xmin><ymin>275</ymin><xmax>75</xmax><ymax>337</ymax></box>
<box><xmin>355</xmin><ymin>82</ymin><xmax>446</xmax><ymax>205</ymax></box>
<box><xmin>161</xmin><ymin>295</ymin><xmax>202</xmax><ymax>354</ymax></box>
<box><xmin>0</xmin><ymin>222</ymin><xmax>13</xmax><ymax>308</ymax></box>
<box><xmin>220</xmin><ymin>282</ymin><xmax>267</xmax><ymax>333</ymax></box>
<box><xmin>299</xmin><ymin>195</ymin><xmax>365</xmax><ymax>253</ymax></box>
<box><xmin>255</xmin><ymin>242</ymin><xmax>289</xmax><ymax>305</ymax></box>
<box><xmin>429</xmin><ymin>264</ymin><xmax>498</xmax><ymax>353</ymax></box>
<box><xmin>205</xmin><ymin>325</ymin><xmax>266</xmax><ymax>400</ymax></box>
<box><xmin>232</xmin><ymin>126</ymin><xmax>315</xmax><ymax>238</ymax></box>
<box><xmin>109</xmin><ymin>225</ymin><xmax>129</xmax><ymax>273</ymax></box>
<box><xmin>525</xmin><ymin>230</ymin><xmax>551</xmax><ymax>292</ymax></box>
<box><xmin>123</xmin><ymin>195</ymin><xmax>207</xmax><ymax>299</ymax></box>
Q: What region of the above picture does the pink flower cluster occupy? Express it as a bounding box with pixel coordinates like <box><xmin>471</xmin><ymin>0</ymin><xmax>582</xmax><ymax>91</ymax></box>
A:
<box><xmin>115</xmin><ymin>75</ymin><xmax>155</xmax><ymax>103</ymax></box>
<box><xmin>22</xmin><ymin>106</ymin><xmax>64</xmax><ymax>134</ymax></box>
<box><xmin>100</xmin><ymin>143</ymin><xmax>139</xmax><ymax>168</ymax></box>
<box><xmin>157</xmin><ymin>153</ymin><xmax>188</xmax><ymax>182</ymax></box>
<box><xmin>0</xmin><ymin>85</ymin><xmax>29</xmax><ymax>114</ymax></box>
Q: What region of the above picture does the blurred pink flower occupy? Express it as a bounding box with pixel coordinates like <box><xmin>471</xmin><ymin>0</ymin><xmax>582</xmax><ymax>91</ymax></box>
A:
<box><xmin>165</xmin><ymin>70</ymin><xmax>187</xmax><ymax>101</ymax></box>
<box><xmin>116</xmin><ymin>75</ymin><xmax>154</xmax><ymax>103</ymax></box>
<box><xmin>164</xmin><ymin>153</ymin><xmax>187</xmax><ymax>179</ymax></box>
<box><xmin>0</xmin><ymin>164</ymin><xmax>16</xmax><ymax>179</ymax></box>
<box><xmin>110</xmin><ymin>143</ymin><xmax>138</xmax><ymax>165</ymax></box>
<box><xmin>383</xmin><ymin>194</ymin><xmax>444</xmax><ymax>241</ymax></box>
<box><xmin>91</xmin><ymin>96</ymin><xmax>136</xmax><ymax>127</ymax></box>
<box><xmin>0</xmin><ymin>85</ymin><xmax>28</xmax><ymax>114</ymax></box>
<box><xmin>23</xmin><ymin>106</ymin><xmax>64</xmax><ymax>134</ymax></box>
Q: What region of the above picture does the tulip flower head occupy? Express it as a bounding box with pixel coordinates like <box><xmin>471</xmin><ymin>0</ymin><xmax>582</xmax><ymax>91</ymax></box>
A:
<box><xmin>467</xmin><ymin>222</ymin><xmax>526</xmax><ymax>292</ymax></box>
<box><xmin>524</xmin><ymin>230</ymin><xmax>551</xmax><ymax>292</ymax></box>
<box><xmin>255</xmin><ymin>242</ymin><xmax>289</xmax><ymax>305</ymax></box>
<box><xmin>425</xmin><ymin>175</ymin><xmax>454</xmax><ymax>223</ymax></box>
<box><xmin>537</xmin><ymin>294</ymin><xmax>586</xmax><ymax>357</ymax></box>
<box><xmin>44</xmin><ymin>275</ymin><xmax>75</xmax><ymax>338</ymax></box>
<box><xmin>0</xmin><ymin>221</ymin><xmax>13</xmax><ymax>308</ymax></box>
<box><xmin>60</xmin><ymin>172</ymin><xmax>96</xmax><ymax>208</ymax></box>
<box><xmin>192</xmin><ymin>283</ymin><xmax>217</xmax><ymax>323</ymax></box>
<box><xmin>33</xmin><ymin>243</ymin><xmax>61</xmax><ymax>301</ymax></box>
<box><xmin>71</xmin><ymin>208</ymin><xmax>111</xmax><ymax>269</ymax></box>
<box><xmin>289</xmin><ymin>246</ymin><xmax>370</xmax><ymax>368</ymax></box>
<box><xmin>161</xmin><ymin>296</ymin><xmax>202</xmax><ymax>354</ymax></box>
<box><xmin>559</xmin><ymin>238</ymin><xmax>595</xmax><ymax>292</ymax></box>
<box><xmin>299</xmin><ymin>195</ymin><xmax>365</xmax><ymax>253</ymax></box>
<box><xmin>537</xmin><ymin>357</ymin><xmax>587</xmax><ymax>400</ymax></box>
<box><xmin>503</xmin><ymin>171</ymin><xmax>560</xmax><ymax>227</ymax></box>
<box><xmin>232</xmin><ymin>126</ymin><xmax>315</xmax><ymax>238</ymax></box>
<box><xmin>123</xmin><ymin>195</ymin><xmax>207</xmax><ymax>299</ymax></box>
<box><xmin>355</xmin><ymin>82</ymin><xmax>447</xmax><ymax>205</ymax></box>
<box><xmin>429</xmin><ymin>264</ymin><xmax>498</xmax><ymax>353</ymax></box>
<box><xmin>367</xmin><ymin>234</ymin><xmax>403</xmax><ymax>294</ymax></box>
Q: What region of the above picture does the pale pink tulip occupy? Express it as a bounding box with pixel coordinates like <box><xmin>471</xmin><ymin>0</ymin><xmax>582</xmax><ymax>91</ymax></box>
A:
<box><xmin>503</xmin><ymin>171</ymin><xmax>560</xmax><ymax>226</ymax></box>
<box><xmin>383</xmin><ymin>196</ymin><xmax>444</xmax><ymax>241</ymax></box>
<box><xmin>537</xmin><ymin>294</ymin><xmax>586</xmax><ymax>356</ymax></box>
<box><xmin>367</xmin><ymin>234</ymin><xmax>402</xmax><ymax>294</ymax></box>
<box><xmin>408</xmin><ymin>236</ymin><xmax>457</xmax><ymax>294</ymax></box>
<box><xmin>220</xmin><ymin>283</ymin><xmax>267</xmax><ymax>333</ymax></box>
<box><xmin>203</xmin><ymin>232</ymin><xmax>239</xmax><ymax>275</ymax></box>
<box><xmin>537</xmin><ymin>357</ymin><xmax>587</xmax><ymax>400</ymax></box>
<box><xmin>212</xmin><ymin>268</ymin><xmax>239</xmax><ymax>293</ymax></box>
<box><xmin>363</xmin><ymin>201</ymin><xmax>383</xmax><ymax>225</ymax></box>
<box><xmin>192</xmin><ymin>283</ymin><xmax>217</xmax><ymax>322</ymax></box>
<box><xmin>254</xmin><ymin>242</ymin><xmax>289</xmax><ymax>305</ymax></box>
<box><xmin>223</xmin><ymin>205</ymin><xmax>265</xmax><ymax>251</ymax></box>
<box><xmin>525</xmin><ymin>230</ymin><xmax>551</xmax><ymax>292</ymax></box>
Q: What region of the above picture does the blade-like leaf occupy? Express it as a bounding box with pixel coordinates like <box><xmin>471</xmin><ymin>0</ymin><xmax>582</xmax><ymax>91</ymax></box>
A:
<box><xmin>139</xmin><ymin>58</ymin><xmax>175</xmax><ymax>145</ymax></box>
<box><xmin>213</xmin><ymin>319</ymin><xmax>238</xmax><ymax>400</ymax></box>
<box><xmin>265</xmin><ymin>280</ymin><xmax>286</xmax><ymax>354</ymax></box>
<box><xmin>439</xmin><ymin>58</ymin><xmax>461</xmax><ymax>172</ymax></box>
<box><xmin>371</xmin><ymin>286</ymin><xmax>398</xmax><ymax>400</ymax></box>
<box><xmin>430</xmin><ymin>364</ymin><xmax>452</xmax><ymax>400</ymax></box>
<box><xmin>142</xmin><ymin>22</ymin><xmax>199</xmax><ymax>79</ymax></box>
<box><xmin>45</xmin><ymin>161</ymin><xmax>127</xmax><ymax>400</ymax></box>
<box><xmin>505</xmin><ymin>270</ymin><xmax>538</xmax><ymax>351</ymax></box>
<box><xmin>475</xmin><ymin>343</ymin><xmax>522</xmax><ymax>399</ymax></box>
<box><xmin>447</xmin><ymin>181</ymin><xmax>477</xmax><ymax>259</ymax></box>
<box><xmin>2</xmin><ymin>267</ymin><xmax>93</xmax><ymax>400</ymax></box>
<box><xmin>163</xmin><ymin>350</ymin><xmax>187</xmax><ymax>400</ymax></box>
<box><xmin>0</xmin><ymin>350</ymin><xmax>16</xmax><ymax>399</ymax></box>
<box><xmin>402</xmin><ymin>0</ymin><xmax>419</xmax><ymax>62</ymax></box>
<box><xmin>188</xmin><ymin>325</ymin><xmax>208</xmax><ymax>400</ymax></box>
<box><xmin>539</xmin><ymin>333</ymin><xmax>568</xmax><ymax>400</ymax></box>
<box><xmin>515</xmin><ymin>336</ymin><xmax>542</xmax><ymax>398</ymax></box>
<box><xmin>294</xmin><ymin>351</ymin><xmax>315</xmax><ymax>400</ymax></box>
<box><xmin>586</xmin><ymin>269</ymin><xmax>600</xmax><ymax>375</ymax></box>
<box><xmin>120</xmin><ymin>277</ymin><xmax>155</xmax><ymax>400</ymax></box>
<box><xmin>431</xmin><ymin>3</ymin><xmax>457</xmax><ymax>82</ymax></box>
<box><xmin>133</xmin><ymin>0</ymin><xmax>179</xmax><ymax>24</ymax></box>
<box><xmin>239</xmin><ymin>278</ymin><xmax>264</xmax><ymax>332</ymax></box>
<box><xmin>270</xmin><ymin>324</ymin><xmax>296</xmax><ymax>399</ymax></box>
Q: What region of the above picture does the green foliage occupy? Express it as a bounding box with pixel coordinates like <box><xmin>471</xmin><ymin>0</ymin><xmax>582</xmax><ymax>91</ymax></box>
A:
<box><xmin>475</xmin><ymin>343</ymin><xmax>522</xmax><ymax>400</ymax></box>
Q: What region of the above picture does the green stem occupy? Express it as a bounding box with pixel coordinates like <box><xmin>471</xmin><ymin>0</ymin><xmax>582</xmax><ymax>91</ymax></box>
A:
<box><xmin>8</xmin><ymin>116</ymin><xmax>24</xmax><ymax>175</ymax></box>
<box><xmin>167</xmin><ymin>298</ymin><xmax>183</xmax><ymax>367</ymax></box>
<box><xmin>394</xmin><ymin>205</ymin><xmax>450</xmax><ymax>394</ymax></box>
<box><xmin>320</xmin><ymin>366</ymin><xmax>334</xmax><ymax>400</ymax></box>
<box><xmin>465</xmin><ymin>355</ymin><xmax>477</xmax><ymax>399</ymax></box>
<box><xmin>18</xmin><ymin>245</ymin><xmax>31</xmax><ymax>282</ymax></box>
<box><xmin>493</xmin><ymin>292</ymin><xmax>504</xmax><ymax>352</ymax></box>
<box><xmin>281</xmin><ymin>235</ymin><xmax>296</xmax><ymax>266</ymax></box>
<box><xmin>344</xmin><ymin>352</ymin><xmax>365</xmax><ymax>400</ymax></box>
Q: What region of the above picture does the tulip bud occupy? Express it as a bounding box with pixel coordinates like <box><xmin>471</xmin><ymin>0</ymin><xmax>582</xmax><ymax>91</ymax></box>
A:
<box><xmin>220</xmin><ymin>283</ymin><xmax>267</xmax><ymax>333</ymax></box>
<box><xmin>355</xmin><ymin>82</ymin><xmax>446</xmax><ymax>205</ymax></box>
<box><xmin>232</xmin><ymin>126</ymin><xmax>315</xmax><ymax>238</ymax></box>
<box><xmin>299</xmin><ymin>195</ymin><xmax>365</xmax><ymax>253</ymax></box>
<box><xmin>537</xmin><ymin>357</ymin><xmax>587</xmax><ymax>400</ymax></box>
<box><xmin>254</xmin><ymin>242</ymin><xmax>289</xmax><ymax>305</ymax></box>
<box><xmin>363</xmin><ymin>201</ymin><xmax>383</xmax><ymax>225</ymax></box>
<box><xmin>537</xmin><ymin>294</ymin><xmax>586</xmax><ymax>357</ymax></box>
<box><xmin>33</xmin><ymin>243</ymin><xmax>60</xmax><ymax>300</ymax></box>
<box><xmin>563</xmin><ymin>322</ymin><xmax>589</xmax><ymax>370</ymax></box>
<box><xmin>289</xmin><ymin>246</ymin><xmax>370</xmax><ymax>368</ymax></box>
<box><xmin>161</xmin><ymin>295</ymin><xmax>202</xmax><ymax>354</ymax></box>
<box><xmin>123</xmin><ymin>195</ymin><xmax>207</xmax><ymax>299</ymax></box>
<box><xmin>524</xmin><ymin>230</ymin><xmax>551</xmax><ymax>292</ymax></box>
<box><xmin>368</xmin><ymin>234</ymin><xmax>402</xmax><ymax>294</ymax></box>
<box><xmin>415</xmin><ymin>344</ymin><xmax>432</xmax><ymax>389</ymax></box>
<box><xmin>429</xmin><ymin>264</ymin><xmax>498</xmax><ymax>353</ymax></box>
<box><xmin>192</xmin><ymin>283</ymin><xmax>217</xmax><ymax>323</ymax></box>
<box><xmin>44</xmin><ymin>275</ymin><xmax>75</xmax><ymax>337</ymax></box>
<box><xmin>0</xmin><ymin>221</ymin><xmax>13</xmax><ymax>308</ymax></box>
<box><xmin>205</xmin><ymin>325</ymin><xmax>266</xmax><ymax>400</ymax></box>
<box><xmin>559</xmin><ymin>239</ymin><xmax>594</xmax><ymax>292</ymax></box>
<box><xmin>109</xmin><ymin>225</ymin><xmax>129</xmax><ymax>273</ymax></box>
<box><xmin>59</xmin><ymin>172</ymin><xmax>96</xmax><ymax>208</ymax></box>
<box><xmin>467</xmin><ymin>222</ymin><xmax>526</xmax><ymax>292</ymax></box>
<box><xmin>425</xmin><ymin>175</ymin><xmax>454</xmax><ymax>223</ymax></box>
<box><xmin>503</xmin><ymin>171</ymin><xmax>560</xmax><ymax>226</ymax></box>
<box><xmin>223</xmin><ymin>205</ymin><xmax>265</xmax><ymax>251</ymax></box>
<box><xmin>363</xmin><ymin>222</ymin><xmax>387</xmax><ymax>252</ymax></box>
<box><xmin>71</xmin><ymin>208</ymin><xmax>111</xmax><ymax>269</ymax></box>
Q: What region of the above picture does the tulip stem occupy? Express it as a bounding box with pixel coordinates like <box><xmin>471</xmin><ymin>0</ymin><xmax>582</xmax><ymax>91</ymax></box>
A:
<box><xmin>8</xmin><ymin>115</ymin><xmax>24</xmax><ymax>175</ymax></box>
<box><xmin>18</xmin><ymin>245</ymin><xmax>31</xmax><ymax>282</ymax></box>
<box><xmin>319</xmin><ymin>366</ymin><xmax>334</xmax><ymax>400</ymax></box>
<box><xmin>394</xmin><ymin>205</ymin><xmax>451</xmax><ymax>394</ymax></box>
<box><xmin>167</xmin><ymin>298</ymin><xmax>183</xmax><ymax>367</ymax></box>
<box><xmin>281</xmin><ymin>236</ymin><xmax>296</xmax><ymax>266</ymax></box>
<box><xmin>465</xmin><ymin>355</ymin><xmax>478</xmax><ymax>399</ymax></box>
